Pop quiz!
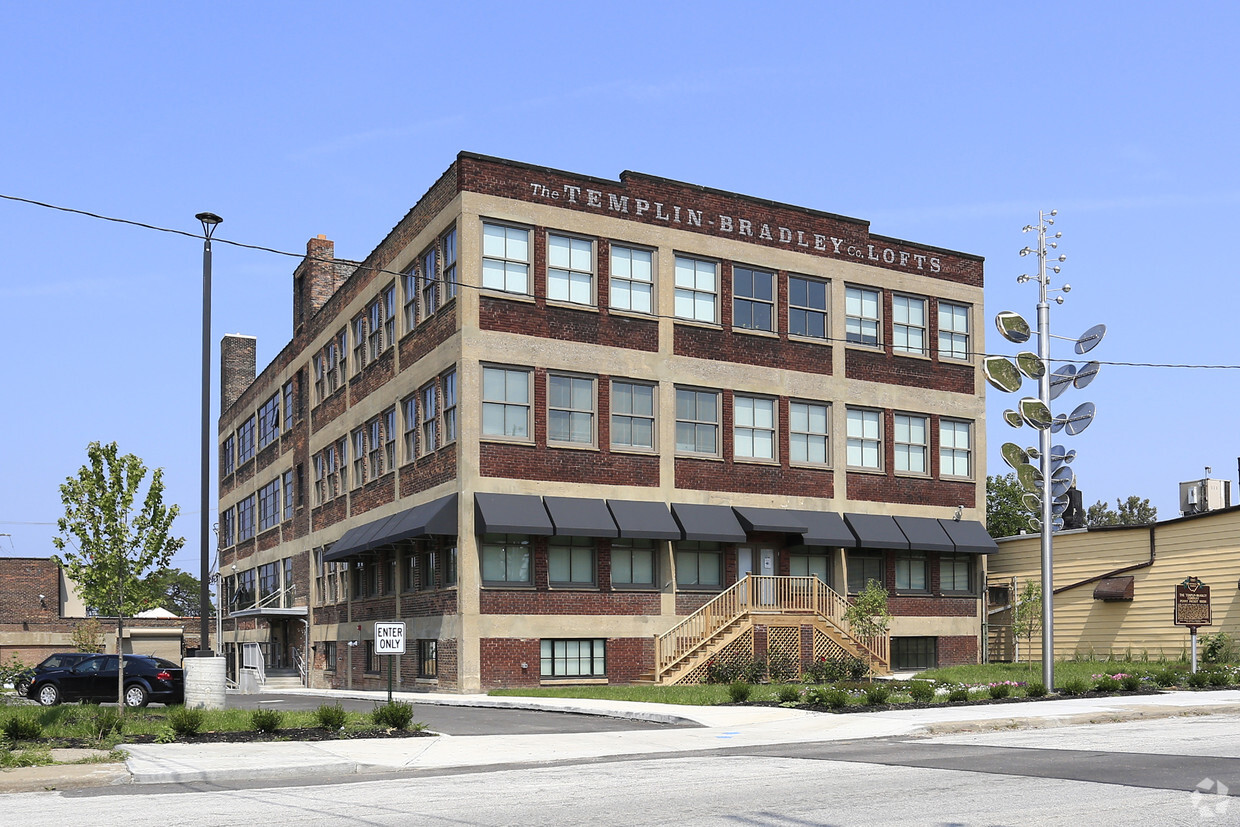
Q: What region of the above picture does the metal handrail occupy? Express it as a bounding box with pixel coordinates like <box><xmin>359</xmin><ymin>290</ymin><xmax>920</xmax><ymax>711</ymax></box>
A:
<box><xmin>291</xmin><ymin>646</ymin><xmax>307</xmax><ymax>686</ymax></box>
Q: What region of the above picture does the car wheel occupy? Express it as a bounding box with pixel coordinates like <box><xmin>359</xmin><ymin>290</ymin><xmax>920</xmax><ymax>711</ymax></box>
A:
<box><xmin>36</xmin><ymin>683</ymin><xmax>60</xmax><ymax>706</ymax></box>
<box><xmin>124</xmin><ymin>683</ymin><xmax>149</xmax><ymax>708</ymax></box>
<box><xmin>15</xmin><ymin>677</ymin><xmax>31</xmax><ymax>697</ymax></box>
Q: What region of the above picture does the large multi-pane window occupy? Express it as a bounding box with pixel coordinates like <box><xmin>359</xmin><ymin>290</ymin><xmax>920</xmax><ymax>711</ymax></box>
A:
<box><xmin>368</xmin><ymin>418</ymin><xmax>384</xmax><ymax>477</ymax></box>
<box><xmin>352</xmin><ymin>429</ymin><xmax>366</xmax><ymax>486</ymax></box>
<box><xmin>548</xmin><ymin>374</ymin><xmax>594</xmax><ymax>445</ymax></box>
<box><xmin>480</xmin><ymin>534</ymin><xmax>531</xmax><ymax>584</ymax></box>
<box><xmin>892</xmin><ymin>637</ymin><xmax>937</xmax><ymax>670</ymax></box>
<box><xmin>675</xmin><ymin>541</ymin><xmax>723</xmax><ymax>588</ymax></box>
<box><xmin>221</xmin><ymin>435</ymin><xmax>235</xmax><ymax>477</ymax></box>
<box><xmin>283</xmin><ymin>380</ymin><xmax>295</xmax><ymax>427</ymax></box>
<box><xmin>941</xmin><ymin>553</ymin><xmax>973</xmax><ymax>592</ymax></box>
<box><xmin>940</xmin><ymin>419</ymin><xmax>972</xmax><ymax>478</ymax></box>
<box><xmin>733</xmin><ymin>396</ymin><xmax>775</xmax><ymax>460</ymax></box>
<box><xmin>335</xmin><ymin>437</ymin><xmax>349</xmax><ymax>493</ymax></box>
<box><xmin>384</xmin><ymin>408</ymin><xmax>396</xmax><ymax>470</ymax></box>
<box><xmin>258</xmin><ymin>562</ymin><xmax>279</xmax><ymax>603</ymax></box>
<box><xmin>892</xmin><ymin>295</ymin><xmax>927</xmax><ymax>354</ymax></box>
<box><xmin>896</xmin><ymin>552</ymin><xmax>929</xmax><ymax>591</ymax></box>
<box><xmin>383</xmin><ymin>284</ymin><xmax>396</xmax><ymax>346</ymax></box>
<box><xmin>257</xmin><ymin>393</ymin><xmax>280</xmax><ymax>450</ymax></box>
<box><xmin>418</xmin><ymin>639</ymin><xmax>438</xmax><ymax>678</ymax></box>
<box><xmin>420</xmin><ymin>381</ymin><xmax>438</xmax><ymax>454</ymax></box>
<box><xmin>611</xmin><ymin>380</ymin><xmax>654</xmax><ymax>450</ymax></box>
<box><xmin>220</xmin><ymin>508</ymin><xmax>235</xmax><ymax>548</ymax></box>
<box><xmin>421</xmin><ymin>247</ymin><xmax>438</xmax><ymax>318</ymax></box>
<box><xmin>610</xmin><ymin>244</ymin><xmax>653</xmax><ymax>313</ymax></box>
<box><xmin>442</xmin><ymin>227</ymin><xmax>458</xmax><ymax>299</ymax></box>
<box><xmin>846</xmin><ymin>408</ymin><xmax>882</xmax><ymax>469</ymax></box>
<box><xmin>313</xmin><ymin>454</ymin><xmax>326</xmax><ymax>504</ymax></box>
<box><xmin>790</xmin><ymin>551</ymin><xmax>830</xmax><ymax>583</ymax></box>
<box><xmin>673</xmin><ymin>256</ymin><xmax>717</xmax><ymax>322</ymax></box>
<box><xmin>282</xmin><ymin>469</ymin><xmax>294</xmax><ymax>522</ymax></box>
<box><xmin>547</xmin><ymin>234</ymin><xmax>593</xmax><ymax>305</ymax></box>
<box><xmin>894</xmin><ymin>414</ymin><xmax>929</xmax><ymax>474</ymax></box>
<box><xmin>258</xmin><ymin>478</ymin><xmax>280</xmax><ymax>532</ymax></box>
<box><xmin>676</xmin><ymin>389</ymin><xmax>718</xmax><ymax>455</ymax></box>
<box><xmin>733</xmin><ymin>266</ymin><xmax>774</xmax><ymax>331</ymax></box>
<box><xmin>402</xmin><ymin>263</ymin><xmax>418</xmax><ymax>332</ymax></box>
<box><xmin>442</xmin><ymin>370</ymin><xmax>457</xmax><ymax>443</ymax></box>
<box><xmin>482</xmin><ymin>367</ymin><xmax>531</xmax><ymax>439</ymax></box>
<box><xmin>789</xmin><ymin>401</ymin><xmax>829</xmax><ymax>465</ymax></box>
<box><xmin>548</xmin><ymin>537</ymin><xmax>595</xmax><ymax>586</ymax></box>
<box><xmin>234</xmin><ymin>568</ymin><xmax>256</xmax><ymax>610</ymax></box>
<box><xmin>335</xmin><ymin>329</ymin><xmax>348</xmax><ymax>387</ymax></box>
<box><xmin>845</xmin><ymin>286</ymin><xmax>880</xmax><ymax>345</ymax></box>
<box><xmin>540</xmin><ymin>639</ymin><xmax>605</xmax><ymax>678</ymax></box>
<box><xmin>789</xmin><ymin>275</ymin><xmax>827</xmax><ymax>338</ymax></box>
<box><xmin>236</xmin><ymin>494</ymin><xmax>255</xmax><ymax>542</ymax></box>
<box><xmin>847</xmin><ymin>552</ymin><xmax>884</xmax><ymax>593</ymax></box>
<box><xmin>313</xmin><ymin>354</ymin><xmax>326</xmax><ymax>403</ymax></box>
<box><xmin>939</xmin><ymin>302</ymin><xmax>970</xmax><ymax>360</ymax></box>
<box><xmin>237</xmin><ymin>416</ymin><xmax>255</xmax><ymax>464</ymax></box>
<box><xmin>352</xmin><ymin>315</ymin><xmax>367</xmax><ymax>369</ymax></box>
<box><xmin>482</xmin><ymin>223</ymin><xmax>530</xmax><ymax>293</ymax></box>
<box><xmin>610</xmin><ymin>539</ymin><xmax>655</xmax><ymax>587</ymax></box>
<box><xmin>402</xmin><ymin>395</ymin><xmax>417</xmax><ymax>462</ymax></box>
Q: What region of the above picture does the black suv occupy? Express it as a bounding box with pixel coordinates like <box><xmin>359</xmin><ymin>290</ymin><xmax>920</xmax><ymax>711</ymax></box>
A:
<box><xmin>27</xmin><ymin>654</ymin><xmax>185</xmax><ymax>707</ymax></box>
<box><xmin>13</xmin><ymin>652</ymin><xmax>96</xmax><ymax>697</ymax></box>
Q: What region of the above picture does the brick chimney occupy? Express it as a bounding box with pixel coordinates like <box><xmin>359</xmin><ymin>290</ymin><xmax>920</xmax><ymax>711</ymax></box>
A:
<box><xmin>293</xmin><ymin>235</ymin><xmax>347</xmax><ymax>334</ymax></box>
<box><xmin>220</xmin><ymin>334</ymin><xmax>257</xmax><ymax>414</ymax></box>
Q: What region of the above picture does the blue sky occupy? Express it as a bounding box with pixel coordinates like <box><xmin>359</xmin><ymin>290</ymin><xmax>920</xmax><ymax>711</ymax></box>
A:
<box><xmin>2</xmin><ymin>2</ymin><xmax>1238</xmax><ymax>574</ymax></box>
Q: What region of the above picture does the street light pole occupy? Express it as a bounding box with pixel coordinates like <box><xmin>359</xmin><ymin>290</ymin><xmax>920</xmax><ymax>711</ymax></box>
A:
<box><xmin>197</xmin><ymin>211</ymin><xmax>222</xmax><ymax>657</ymax></box>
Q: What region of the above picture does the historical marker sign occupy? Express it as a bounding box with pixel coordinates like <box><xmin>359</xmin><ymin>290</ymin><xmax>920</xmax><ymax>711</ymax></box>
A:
<box><xmin>1175</xmin><ymin>577</ymin><xmax>1212</xmax><ymax>628</ymax></box>
<box><xmin>374</xmin><ymin>621</ymin><xmax>406</xmax><ymax>655</ymax></box>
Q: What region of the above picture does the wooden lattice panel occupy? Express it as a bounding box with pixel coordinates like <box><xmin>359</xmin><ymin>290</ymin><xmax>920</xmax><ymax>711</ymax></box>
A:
<box><xmin>813</xmin><ymin>627</ymin><xmax>853</xmax><ymax>663</ymax></box>
<box><xmin>671</xmin><ymin>628</ymin><xmax>754</xmax><ymax>685</ymax></box>
<box><xmin>767</xmin><ymin>626</ymin><xmax>801</xmax><ymax>662</ymax></box>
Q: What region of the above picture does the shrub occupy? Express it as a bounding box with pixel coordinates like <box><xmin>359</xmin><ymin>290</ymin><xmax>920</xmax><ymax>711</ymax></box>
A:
<box><xmin>94</xmin><ymin>708</ymin><xmax>124</xmax><ymax>739</ymax></box>
<box><xmin>1208</xmin><ymin>670</ymin><xmax>1230</xmax><ymax>687</ymax></box>
<box><xmin>1186</xmin><ymin>671</ymin><xmax>1211</xmax><ymax>689</ymax></box>
<box><xmin>767</xmin><ymin>651</ymin><xmax>799</xmax><ymax>684</ymax></box>
<box><xmin>822</xmin><ymin>688</ymin><xmax>850</xmax><ymax>709</ymax></box>
<box><xmin>908</xmin><ymin>682</ymin><xmax>935</xmax><ymax>703</ymax></box>
<box><xmin>988</xmin><ymin>683</ymin><xmax>1011</xmax><ymax>699</ymax></box>
<box><xmin>372</xmin><ymin>701</ymin><xmax>415</xmax><ymax>730</ymax></box>
<box><xmin>727</xmin><ymin>682</ymin><xmax>751</xmax><ymax>703</ymax></box>
<box><xmin>1121</xmin><ymin>675</ymin><xmax>1143</xmax><ymax>692</ymax></box>
<box><xmin>2</xmin><ymin>714</ymin><xmax>43</xmax><ymax>741</ymax></box>
<box><xmin>168</xmin><ymin>707</ymin><xmax>204</xmax><ymax>737</ymax></box>
<box><xmin>1093</xmin><ymin>675</ymin><xmax>1121</xmax><ymax>693</ymax></box>
<box><xmin>314</xmin><ymin>703</ymin><xmax>349</xmax><ymax>730</ymax></box>
<box><xmin>776</xmin><ymin>685</ymin><xmax>802</xmax><ymax>704</ymax></box>
<box><xmin>1059</xmin><ymin>678</ymin><xmax>1088</xmax><ymax>696</ymax></box>
<box><xmin>948</xmin><ymin>688</ymin><xmax>969</xmax><ymax>703</ymax></box>
<box><xmin>1024</xmin><ymin>681</ymin><xmax>1048</xmax><ymax>698</ymax></box>
<box><xmin>251</xmin><ymin>709</ymin><xmax>284</xmax><ymax>733</ymax></box>
<box><xmin>1202</xmin><ymin>632</ymin><xmax>1235</xmax><ymax>664</ymax></box>
<box><xmin>863</xmin><ymin>684</ymin><xmax>891</xmax><ymax>706</ymax></box>
<box><xmin>1153</xmin><ymin>669</ymin><xmax>1180</xmax><ymax>687</ymax></box>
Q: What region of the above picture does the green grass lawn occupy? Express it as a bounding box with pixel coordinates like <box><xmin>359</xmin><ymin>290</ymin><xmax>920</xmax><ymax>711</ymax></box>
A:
<box><xmin>913</xmin><ymin>660</ymin><xmax>1183</xmax><ymax>686</ymax></box>
<box><xmin>489</xmin><ymin>684</ymin><xmax>788</xmax><ymax>705</ymax></box>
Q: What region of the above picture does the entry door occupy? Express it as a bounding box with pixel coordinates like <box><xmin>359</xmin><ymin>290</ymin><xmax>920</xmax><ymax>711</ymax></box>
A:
<box><xmin>737</xmin><ymin>548</ymin><xmax>753</xmax><ymax>605</ymax></box>
<box><xmin>757</xmin><ymin>548</ymin><xmax>776</xmax><ymax>606</ymax></box>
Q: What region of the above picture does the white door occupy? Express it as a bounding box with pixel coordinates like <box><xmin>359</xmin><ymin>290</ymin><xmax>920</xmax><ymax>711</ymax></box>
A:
<box><xmin>737</xmin><ymin>548</ymin><xmax>753</xmax><ymax>604</ymax></box>
<box><xmin>758</xmin><ymin>548</ymin><xmax>776</xmax><ymax>605</ymax></box>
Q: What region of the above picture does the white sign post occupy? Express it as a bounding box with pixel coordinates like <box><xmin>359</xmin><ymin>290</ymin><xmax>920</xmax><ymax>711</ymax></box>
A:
<box><xmin>374</xmin><ymin>622</ymin><xmax>405</xmax><ymax>702</ymax></box>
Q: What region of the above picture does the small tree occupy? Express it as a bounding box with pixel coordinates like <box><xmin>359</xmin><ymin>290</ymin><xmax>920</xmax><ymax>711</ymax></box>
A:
<box><xmin>1087</xmin><ymin>495</ymin><xmax>1157</xmax><ymax>527</ymax></box>
<box><xmin>844</xmin><ymin>579</ymin><xmax>892</xmax><ymax>679</ymax></box>
<box><xmin>71</xmin><ymin>618</ymin><xmax>106</xmax><ymax>653</ymax></box>
<box><xmin>148</xmin><ymin>568</ymin><xmax>206</xmax><ymax>617</ymax></box>
<box><xmin>51</xmin><ymin>442</ymin><xmax>184</xmax><ymax>711</ymax></box>
<box><xmin>986</xmin><ymin>473</ymin><xmax>1029</xmax><ymax>539</ymax></box>
<box><xmin>1011</xmin><ymin>579</ymin><xmax>1043</xmax><ymax>668</ymax></box>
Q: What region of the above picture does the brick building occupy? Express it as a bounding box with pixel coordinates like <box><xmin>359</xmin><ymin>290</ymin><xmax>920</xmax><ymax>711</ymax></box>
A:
<box><xmin>216</xmin><ymin>152</ymin><xmax>996</xmax><ymax>693</ymax></box>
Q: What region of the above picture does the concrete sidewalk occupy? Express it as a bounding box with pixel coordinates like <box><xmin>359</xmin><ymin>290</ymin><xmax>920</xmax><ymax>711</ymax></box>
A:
<box><xmin>7</xmin><ymin>688</ymin><xmax>1240</xmax><ymax>792</ymax></box>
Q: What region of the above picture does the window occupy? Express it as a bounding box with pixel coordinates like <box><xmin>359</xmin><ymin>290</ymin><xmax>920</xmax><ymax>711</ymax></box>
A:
<box><xmin>234</xmin><ymin>568</ymin><xmax>256</xmax><ymax>610</ymax></box>
<box><xmin>482</xmin><ymin>366</ymin><xmax>531</xmax><ymax>439</ymax></box>
<box><xmin>352</xmin><ymin>315</ymin><xmax>367</xmax><ymax>370</ymax></box>
<box><xmin>610</xmin><ymin>244</ymin><xmax>653</xmax><ymax>313</ymax></box>
<box><xmin>611</xmin><ymin>380</ymin><xmax>654</xmax><ymax>450</ymax></box>
<box><xmin>482</xmin><ymin>223</ymin><xmax>530</xmax><ymax>293</ymax></box>
<box><xmin>258</xmin><ymin>393</ymin><xmax>280</xmax><ymax>450</ymax></box>
<box><xmin>892</xmin><ymin>295</ymin><xmax>927</xmax><ymax>354</ymax></box>
<box><xmin>237</xmin><ymin>416</ymin><xmax>255</xmax><ymax>464</ymax></box>
<box><xmin>221</xmin><ymin>435</ymin><xmax>235</xmax><ymax>477</ymax></box>
<box><xmin>383</xmin><ymin>284</ymin><xmax>396</xmax><ymax>346</ymax></box>
<box><xmin>258</xmin><ymin>562</ymin><xmax>279</xmax><ymax>602</ymax></box>
<box><xmin>442</xmin><ymin>227</ymin><xmax>458</xmax><ymax>299</ymax></box>
<box><xmin>364</xmin><ymin>640</ymin><xmax>377</xmax><ymax>673</ymax></box>
<box><xmin>258</xmin><ymin>478</ymin><xmax>280</xmax><ymax>532</ymax></box>
<box><xmin>789</xmin><ymin>275</ymin><xmax>827</xmax><ymax>338</ymax></box>
<box><xmin>384</xmin><ymin>408</ymin><xmax>396</xmax><ymax>471</ymax></box>
<box><xmin>939</xmin><ymin>302</ymin><xmax>970</xmax><ymax>360</ymax></box>
<box><xmin>220</xmin><ymin>507</ymin><xmax>235</xmax><ymax>548</ymax></box>
<box><xmin>790</xmin><ymin>551</ymin><xmax>830</xmax><ymax>583</ymax></box>
<box><xmin>541</xmin><ymin>639</ymin><xmax>605</xmax><ymax>678</ymax></box>
<box><xmin>352</xmin><ymin>429</ymin><xmax>366</xmax><ymax>486</ymax></box>
<box><xmin>236</xmin><ymin>495</ymin><xmax>255</xmax><ymax>542</ymax></box>
<box><xmin>674</xmin><ymin>256</ymin><xmax>717</xmax><ymax>322</ymax></box>
<box><xmin>548</xmin><ymin>374</ymin><xmax>594</xmax><ymax>445</ymax></box>
<box><xmin>789</xmin><ymin>401</ymin><xmax>829</xmax><ymax>465</ymax></box>
<box><xmin>547</xmin><ymin>234</ymin><xmax>593</xmax><ymax>305</ymax></box>
<box><xmin>402</xmin><ymin>395</ymin><xmax>417</xmax><ymax>462</ymax></box>
<box><xmin>895</xmin><ymin>552</ymin><xmax>929</xmax><ymax>591</ymax></box>
<box><xmin>481</xmin><ymin>534</ymin><xmax>531</xmax><ymax>584</ymax></box>
<box><xmin>368</xmin><ymin>418</ymin><xmax>384</xmax><ymax>477</ymax></box>
<box><xmin>283</xmin><ymin>380</ymin><xmax>295</xmax><ymax>425</ymax></box>
<box><xmin>894</xmin><ymin>414</ymin><xmax>928</xmax><ymax>474</ymax></box>
<box><xmin>282</xmin><ymin>470</ymin><xmax>294</xmax><ymax>521</ymax></box>
<box><xmin>733</xmin><ymin>266</ymin><xmax>774</xmax><ymax>331</ymax></box>
<box><xmin>675</xmin><ymin>542</ymin><xmax>723</xmax><ymax>588</ymax></box>
<box><xmin>549</xmin><ymin>537</ymin><xmax>595</xmax><ymax>586</ymax></box>
<box><xmin>313</xmin><ymin>454</ymin><xmax>326</xmax><ymax>504</ymax></box>
<box><xmin>418</xmin><ymin>639</ymin><xmax>437</xmax><ymax>678</ymax></box>
<box><xmin>335</xmin><ymin>329</ymin><xmax>348</xmax><ymax>388</ymax></box>
<box><xmin>323</xmin><ymin>640</ymin><xmax>337</xmax><ymax>671</ymax></box>
<box><xmin>941</xmin><ymin>553</ymin><xmax>973</xmax><ymax>592</ymax></box>
<box><xmin>846</xmin><ymin>408</ymin><xmax>881</xmax><ymax>469</ymax></box>
<box><xmin>891</xmin><ymin>637</ymin><xmax>937</xmax><ymax>671</ymax></box>
<box><xmin>445</xmin><ymin>546</ymin><xmax>458</xmax><ymax>586</ymax></box>
<box><xmin>313</xmin><ymin>354</ymin><xmax>326</xmax><ymax>403</ymax></box>
<box><xmin>402</xmin><ymin>263</ymin><xmax>418</xmax><ymax>332</ymax></box>
<box><xmin>734</xmin><ymin>396</ymin><xmax>775</xmax><ymax>460</ymax></box>
<box><xmin>847</xmin><ymin>552</ymin><xmax>884</xmax><ymax>594</ymax></box>
<box><xmin>336</xmin><ymin>437</ymin><xmax>349</xmax><ymax>493</ymax></box>
<box><xmin>420</xmin><ymin>381</ymin><xmax>438</xmax><ymax>454</ymax></box>
<box><xmin>421</xmin><ymin>247</ymin><xmax>438</xmax><ymax>318</ymax></box>
<box><xmin>364</xmin><ymin>287</ymin><xmax>393</xmax><ymax>362</ymax></box>
<box><xmin>845</xmin><ymin>286</ymin><xmax>880</xmax><ymax>346</ymax></box>
<box><xmin>442</xmin><ymin>370</ymin><xmax>457</xmax><ymax>443</ymax></box>
<box><xmin>385</xmin><ymin>553</ymin><xmax>397</xmax><ymax>595</ymax></box>
<box><xmin>675</xmin><ymin>389</ymin><xmax>718</xmax><ymax>455</ymax></box>
<box><xmin>611</xmin><ymin>539</ymin><xmax>655</xmax><ymax>587</ymax></box>
<box><xmin>940</xmin><ymin>419</ymin><xmax>972</xmax><ymax>478</ymax></box>
<box><xmin>405</xmin><ymin>546</ymin><xmax>437</xmax><ymax>591</ymax></box>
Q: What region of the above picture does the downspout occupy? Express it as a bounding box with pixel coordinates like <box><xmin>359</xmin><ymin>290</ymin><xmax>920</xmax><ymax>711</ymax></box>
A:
<box><xmin>1052</xmin><ymin>523</ymin><xmax>1156</xmax><ymax>595</ymax></box>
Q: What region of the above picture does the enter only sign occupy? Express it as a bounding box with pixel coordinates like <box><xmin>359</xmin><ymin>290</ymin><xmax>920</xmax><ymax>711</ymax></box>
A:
<box><xmin>374</xmin><ymin>621</ymin><xmax>406</xmax><ymax>655</ymax></box>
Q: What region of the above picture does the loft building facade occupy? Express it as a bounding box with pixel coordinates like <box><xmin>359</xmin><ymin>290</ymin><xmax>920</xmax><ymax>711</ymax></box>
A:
<box><xmin>216</xmin><ymin>153</ymin><xmax>996</xmax><ymax>693</ymax></box>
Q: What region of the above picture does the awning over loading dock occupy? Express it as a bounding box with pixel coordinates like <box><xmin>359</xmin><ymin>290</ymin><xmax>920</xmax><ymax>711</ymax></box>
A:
<box><xmin>324</xmin><ymin>493</ymin><xmax>458</xmax><ymax>563</ymax></box>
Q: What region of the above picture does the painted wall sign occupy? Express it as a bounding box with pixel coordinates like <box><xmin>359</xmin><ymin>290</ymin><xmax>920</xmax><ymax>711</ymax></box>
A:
<box><xmin>1174</xmin><ymin>577</ymin><xmax>1212</xmax><ymax>628</ymax></box>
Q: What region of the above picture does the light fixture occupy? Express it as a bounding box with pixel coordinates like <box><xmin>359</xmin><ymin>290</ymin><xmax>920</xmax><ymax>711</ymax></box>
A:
<box><xmin>197</xmin><ymin>211</ymin><xmax>222</xmax><ymax>657</ymax></box>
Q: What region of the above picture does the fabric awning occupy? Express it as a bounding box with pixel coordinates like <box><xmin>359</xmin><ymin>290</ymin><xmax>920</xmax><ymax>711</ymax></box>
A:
<box><xmin>937</xmin><ymin>519</ymin><xmax>999</xmax><ymax>554</ymax></box>
<box><xmin>799</xmin><ymin>511</ymin><xmax>858</xmax><ymax>548</ymax></box>
<box><xmin>544</xmin><ymin>496</ymin><xmax>619</xmax><ymax>538</ymax></box>
<box><xmin>894</xmin><ymin>516</ymin><xmax>956</xmax><ymax>553</ymax></box>
<box><xmin>843</xmin><ymin>513</ymin><xmax>910</xmax><ymax>550</ymax></box>
<box><xmin>671</xmin><ymin>503</ymin><xmax>747</xmax><ymax>543</ymax></box>
<box><xmin>732</xmin><ymin>506</ymin><xmax>810</xmax><ymax>535</ymax></box>
<box><xmin>323</xmin><ymin>494</ymin><xmax>458</xmax><ymax>563</ymax></box>
<box><xmin>475</xmin><ymin>492</ymin><xmax>555</xmax><ymax>535</ymax></box>
<box><xmin>606</xmin><ymin>500</ymin><xmax>683</xmax><ymax>540</ymax></box>
<box><xmin>323</xmin><ymin>521</ymin><xmax>384</xmax><ymax>563</ymax></box>
<box><xmin>1094</xmin><ymin>576</ymin><xmax>1135</xmax><ymax>601</ymax></box>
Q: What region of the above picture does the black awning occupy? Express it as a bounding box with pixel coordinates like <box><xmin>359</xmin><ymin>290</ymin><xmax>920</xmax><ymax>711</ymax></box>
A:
<box><xmin>799</xmin><ymin>511</ymin><xmax>858</xmax><ymax>548</ymax></box>
<box><xmin>894</xmin><ymin>516</ymin><xmax>956</xmax><ymax>553</ymax></box>
<box><xmin>843</xmin><ymin>513</ymin><xmax>910</xmax><ymax>550</ymax></box>
<box><xmin>475</xmin><ymin>493</ymin><xmax>554</xmax><ymax>536</ymax></box>
<box><xmin>323</xmin><ymin>522</ymin><xmax>378</xmax><ymax>564</ymax></box>
<box><xmin>544</xmin><ymin>496</ymin><xmax>619</xmax><ymax>538</ymax></box>
<box><xmin>367</xmin><ymin>493</ymin><xmax>459</xmax><ymax>549</ymax></box>
<box><xmin>606</xmin><ymin>500</ymin><xmax>683</xmax><ymax>540</ymax></box>
<box><xmin>732</xmin><ymin>506</ymin><xmax>810</xmax><ymax>534</ymax></box>
<box><xmin>937</xmin><ymin>519</ymin><xmax>999</xmax><ymax>554</ymax></box>
<box><xmin>671</xmin><ymin>503</ymin><xmax>747</xmax><ymax>543</ymax></box>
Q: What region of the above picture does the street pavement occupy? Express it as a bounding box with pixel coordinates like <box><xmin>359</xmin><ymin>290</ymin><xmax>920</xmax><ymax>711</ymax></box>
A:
<box><xmin>5</xmin><ymin>687</ymin><xmax>1240</xmax><ymax>792</ymax></box>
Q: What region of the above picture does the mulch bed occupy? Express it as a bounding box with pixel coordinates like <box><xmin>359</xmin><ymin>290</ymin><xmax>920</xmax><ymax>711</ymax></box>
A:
<box><xmin>734</xmin><ymin>687</ymin><xmax>1169</xmax><ymax>714</ymax></box>
<box><xmin>42</xmin><ymin>727</ymin><xmax>434</xmax><ymax>749</ymax></box>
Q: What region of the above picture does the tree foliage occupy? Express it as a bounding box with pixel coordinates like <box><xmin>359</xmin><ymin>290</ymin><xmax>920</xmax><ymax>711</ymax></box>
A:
<box><xmin>1086</xmin><ymin>495</ymin><xmax>1158</xmax><ymax>527</ymax></box>
<box><xmin>844</xmin><ymin>579</ymin><xmax>892</xmax><ymax>678</ymax></box>
<box><xmin>71</xmin><ymin>618</ymin><xmax>105</xmax><ymax>653</ymax></box>
<box><xmin>987</xmin><ymin>473</ymin><xmax>1029</xmax><ymax>539</ymax></box>
<box><xmin>1010</xmin><ymin>579</ymin><xmax>1042</xmax><ymax>664</ymax></box>
<box><xmin>149</xmin><ymin>568</ymin><xmax>207</xmax><ymax>617</ymax></box>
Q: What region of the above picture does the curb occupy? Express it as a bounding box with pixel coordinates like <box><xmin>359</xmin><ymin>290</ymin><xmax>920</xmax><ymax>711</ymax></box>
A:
<box><xmin>0</xmin><ymin>762</ymin><xmax>131</xmax><ymax>794</ymax></box>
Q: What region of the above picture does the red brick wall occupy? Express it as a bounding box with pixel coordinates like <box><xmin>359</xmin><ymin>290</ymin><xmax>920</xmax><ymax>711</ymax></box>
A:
<box><xmin>480</xmin><ymin>297</ymin><xmax>659</xmax><ymax>352</ymax></box>
<box><xmin>480</xmin><ymin>637</ymin><xmax>541</xmax><ymax>688</ymax></box>
<box><xmin>398</xmin><ymin>443</ymin><xmax>458</xmax><ymax>497</ymax></box>
<box><xmin>937</xmin><ymin>634</ymin><xmax>978</xmax><ymax>666</ymax></box>
<box><xmin>481</xmin><ymin>443</ymin><xmax>658</xmax><ymax>486</ymax></box>
<box><xmin>845</xmin><ymin>348</ymin><xmax>974</xmax><ymax>394</ymax></box>
<box><xmin>479</xmin><ymin>589</ymin><xmax>661</xmax><ymax>616</ymax></box>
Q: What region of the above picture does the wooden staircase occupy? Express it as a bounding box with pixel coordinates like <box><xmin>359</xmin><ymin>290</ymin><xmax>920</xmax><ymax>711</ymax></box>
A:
<box><xmin>641</xmin><ymin>575</ymin><xmax>890</xmax><ymax>685</ymax></box>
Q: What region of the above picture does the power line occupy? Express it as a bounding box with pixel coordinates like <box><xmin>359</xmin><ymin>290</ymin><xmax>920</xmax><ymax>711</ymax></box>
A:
<box><xmin>6</xmin><ymin>191</ymin><xmax>1240</xmax><ymax>371</ymax></box>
